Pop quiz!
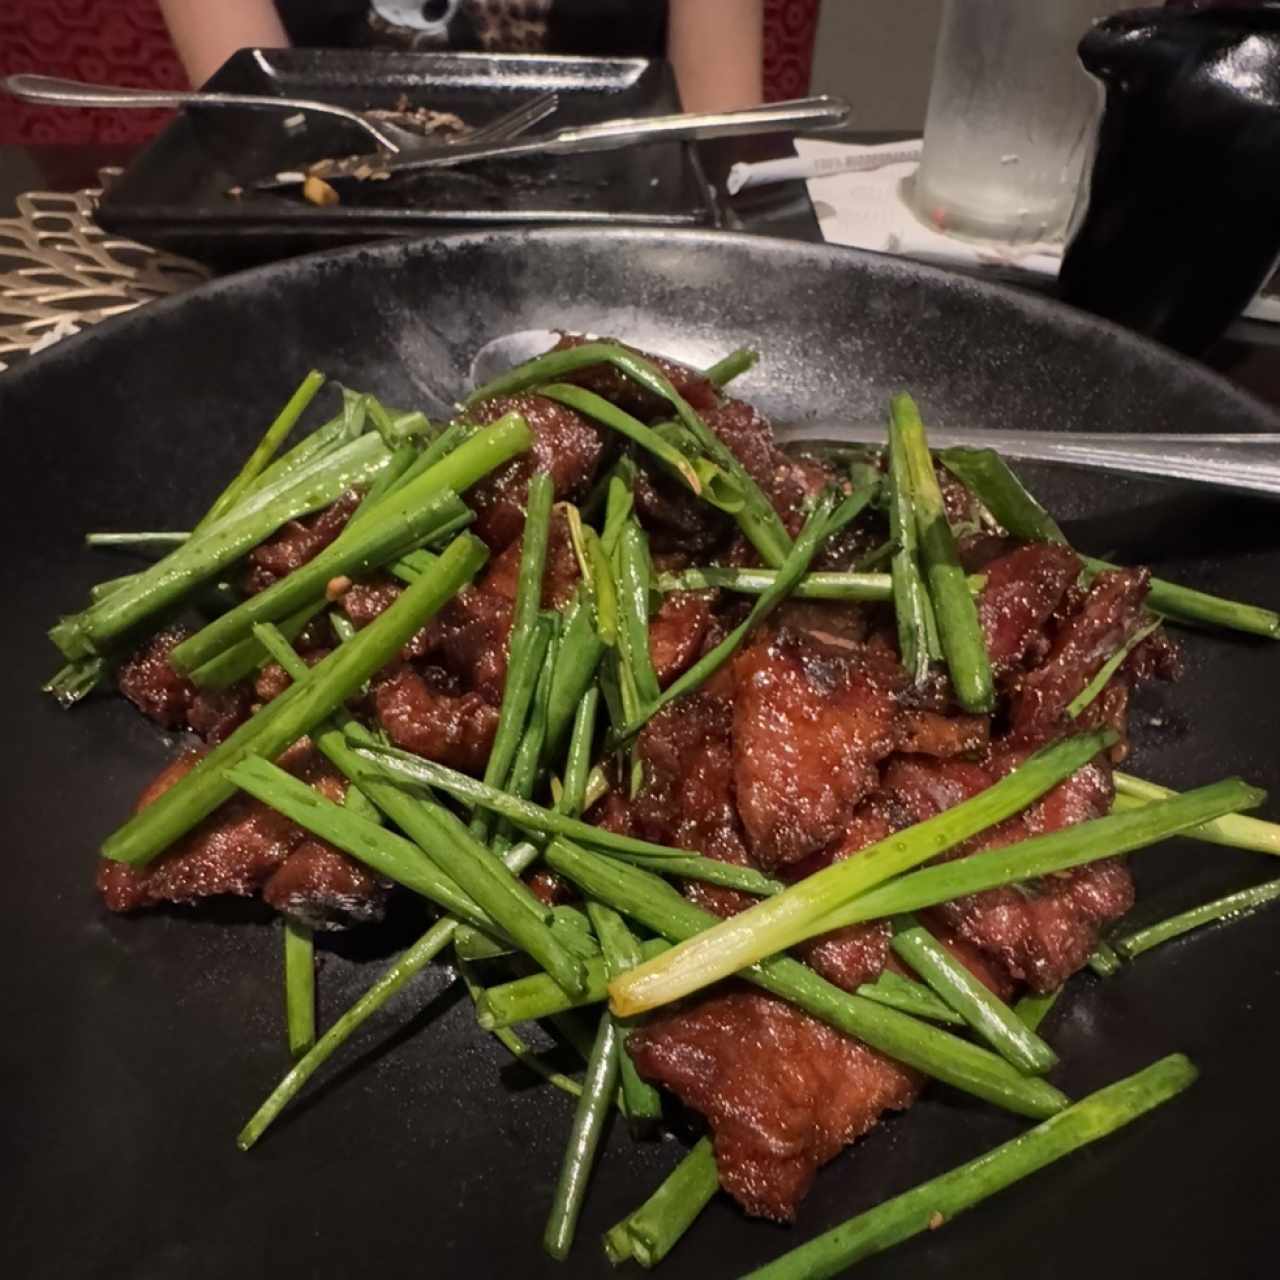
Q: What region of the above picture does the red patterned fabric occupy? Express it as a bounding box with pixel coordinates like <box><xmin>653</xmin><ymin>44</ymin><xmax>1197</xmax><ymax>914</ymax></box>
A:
<box><xmin>0</xmin><ymin>0</ymin><xmax>819</xmax><ymax>144</ymax></box>
<box><xmin>0</xmin><ymin>0</ymin><xmax>182</xmax><ymax>144</ymax></box>
<box><xmin>763</xmin><ymin>0</ymin><xmax>820</xmax><ymax>102</ymax></box>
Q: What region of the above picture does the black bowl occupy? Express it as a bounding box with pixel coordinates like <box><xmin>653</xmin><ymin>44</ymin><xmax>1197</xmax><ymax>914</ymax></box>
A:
<box><xmin>2</xmin><ymin>228</ymin><xmax>1278</xmax><ymax>1280</ymax></box>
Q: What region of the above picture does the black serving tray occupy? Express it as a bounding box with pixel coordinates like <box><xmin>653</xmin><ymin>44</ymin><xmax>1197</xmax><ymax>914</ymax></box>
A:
<box><xmin>97</xmin><ymin>49</ymin><xmax>719</xmax><ymax>269</ymax></box>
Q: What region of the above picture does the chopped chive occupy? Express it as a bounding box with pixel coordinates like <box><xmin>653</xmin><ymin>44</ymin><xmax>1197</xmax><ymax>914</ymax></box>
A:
<box><xmin>1014</xmin><ymin>988</ymin><xmax>1062</xmax><ymax>1034</ymax></box>
<box><xmin>283</xmin><ymin>919</ymin><xmax>316</xmax><ymax>1057</ymax></box>
<box><xmin>887</xmin><ymin>405</ymin><xmax>939</xmax><ymax>681</ymax></box>
<box><xmin>603</xmin><ymin>1138</ymin><xmax>720</xmax><ymax>1268</ymax></box>
<box><xmin>703</xmin><ymin>346</ymin><xmax>758</xmax><ymax>387</ymax></box>
<box><xmin>815</xmin><ymin>777</ymin><xmax>1263</xmax><ymax>932</ymax></box>
<box><xmin>891</xmin><ymin>914</ymin><xmax>1058</xmax><ymax>1075</ymax></box>
<box><xmin>605</xmin><ymin>731</ymin><xmax>1113</xmax><ymax>1017</ymax></box>
<box><xmin>543</xmin><ymin>1011</ymin><xmax>620</xmax><ymax>1260</ymax></box>
<box><xmin>196</xmin><ymin>369</ymin><xmax>326</xmax><ymax>532</ymax></box>
<box><xmin>547</xmin><ymin>840</ymin><xmax>1068</xmax><ymax>1120</ymax></box>
<box><xmin>742</xmin><ymin>1055</ymin><xmax>1197</xmax><ymax>1280</ymax></box>
<box><xmin>1066</xmin><ymin>619</ymin><xmax>1160</xmax><ymax>719</ymax></box>
<box><xmin>893</xmin><ymin>395</ymin><xmax>992</xmax><ymax>711</ymax></box>
<box><xmin>1113</xmin><ymin>876</ymin><xmax>1280</xmax><ymax>960</ymax></box>
<box><xmin>100</xmin><ymin>534</ymin><xmax>487</xmax><ymax>868</ymax></box>
<box><xmin>1113</xmin><ymin>772</ymin><xmax>1280</xmax><ymax>856</ymax></box>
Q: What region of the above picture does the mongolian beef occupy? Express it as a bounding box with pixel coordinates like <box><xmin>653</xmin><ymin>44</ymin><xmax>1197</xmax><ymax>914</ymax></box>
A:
<box><xmin>47</xmin><ymin>333</ymin><xmax>1280</xmax><ymax>1274</ymax></box>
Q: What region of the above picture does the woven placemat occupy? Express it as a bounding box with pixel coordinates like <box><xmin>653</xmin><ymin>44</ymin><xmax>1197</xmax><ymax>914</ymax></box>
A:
<box><xmin>0</xmin><ymin>169</ymin><xmax>209</xmax><ymax>373</ymax></box>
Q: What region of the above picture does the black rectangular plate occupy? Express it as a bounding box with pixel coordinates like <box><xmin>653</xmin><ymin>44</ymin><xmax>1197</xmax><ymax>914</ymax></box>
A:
<box><xmin>97</xmin><ymin>49</ymin><xmax>719</xmax><ymax>269</ymax></box>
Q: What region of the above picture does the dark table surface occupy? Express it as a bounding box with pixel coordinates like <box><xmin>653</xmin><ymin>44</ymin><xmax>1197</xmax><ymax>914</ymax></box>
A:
<box><xmin>4</xmin><ymin>135</ymin><xmax>1280</xmax><ymax>408</ymax></box>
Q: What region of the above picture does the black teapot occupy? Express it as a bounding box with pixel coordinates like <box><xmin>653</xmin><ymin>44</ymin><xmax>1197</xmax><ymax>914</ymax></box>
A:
<box><xmin>1060</xmin><ymin>2</ymin><xmax>1280</xmax><ymax>353</ymax></box>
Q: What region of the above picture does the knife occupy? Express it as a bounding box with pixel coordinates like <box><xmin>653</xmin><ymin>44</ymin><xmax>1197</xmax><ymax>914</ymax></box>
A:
<box><xmin>251</xmin><ymin>95</ymin><xmax>852</xmax><ymax>191</ymax></box>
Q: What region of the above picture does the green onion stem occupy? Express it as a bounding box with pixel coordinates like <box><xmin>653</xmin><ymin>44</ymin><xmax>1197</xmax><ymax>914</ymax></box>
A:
<box><xmin>1015</xmin><ymin>988</ymin><xmax>1061</xmax><ymax>1034</ymax></box>
<box><xmin>893</xmin><ymin>395</ymin><xmax>993</xmax><ymax>711</ymax></box>
<box><xmin>237</xmin><ymin>843</ymin><xmax>540</xmax><ymax>1150</ymax></box>
<box><xmin>891</xmin><ymin>914</ymin><xmax>1057</xmax><ymax>1075</ymax></box>
<box><xmin>741</xmin><ymin>1055</ymin><xmax>1198</xmax><ymax>1280</ymax></box>
<box><xmin>1114</xmin><ymin>876</ymin><xmax>1280</xmax><ymax>960</ymax></box>
<box><xmin>887</xmin><ymin>404</ymin><xmax>939</xmax><ymax>681</ymax></box>
<box><xmin>815</xmin><ymin>777</ymin><xmax>1264</xmax><ymax>932</ymax></box>
<box><xmin>188</xmin><ymin>599</ymin><xmax>326</xmax><ymax>692</ymax></box>
<box><xmin>467</xmin><ymin>341</ymin><xmax>791</xmax><ymax>566</ymax></box>
<box><xmin>543</xmin><ymin>1011</ymin><xmax>621</xmax><ymax>1260</ymax></box>
<box><xmin>703</xmin><ymin>347</ymin><xmax>758</xmax><ymax>387</ymax></box>
<box><xmin>196</xmin><ymin>369</ymin><xmax>326</xmax><ymax>532</ymax></box>
<box><xmin>603</xmin><ymin>1137</ymin><xmax>720</xmax><ymax>1268</ymax></box>
<box><xmin>939</xmin><ymin>445</ymin><xmax>1280</xmax><ymax>639</ymax></box>
<box><xmin>100</xmin><ymin>534</ymin><xmax>487</xmax><ymax>867</ymax></box>
<box><xmin>1113</xmin><ymin>773</ymin><xmax>1280</xmax><ymax>856</ymax></box>
<box><xmin>283</xmin><ymin>919</ymin><xmax>316</xmax><ymax>1057</ymax></box>
<box><xmin>547</xmin><ymin>840</ymin><xmax>1068</xmax><ymax>1120</ymax></box>
<box><xmin>472</xmin><ymin>470</ymin><xmax>554</xmax><ymax>843</ymax></box>
<box><xmin>172</xmin><ymin>414</ymin><xmax>532</xmax><ymax>674</ymax></box>
<box><xmin>538</xmin><ymin>382</ymin><xmax>704</xmax><ymax>496</ymax></box>
<box><xmin>587</xmin><ymin>901</ymin><xmax>663</xmax><ymax>1132</ymax></box>
<box><xmin>615</xmin><ymin>520</ymin><xmax>662</xmax><ymax>706</ymax></box>
<box><xmin>614</xmin><ymin>490</ymin><xmax>840</xmax><ymax>743</ymax></box>
<box><xmin>1066</xmin><ymin>619</ymin><xmax>1160</xmax><ymax>719</ymax></box>
<box><xmin>659</xmin><ymin>567</ymin><xmax>888</xmax><ymax>601</ymax></box>
<box><xmin>52</xmin><ymin>430</ymin><xmax>395</xmax><ymax>661</ymax></box>
<box><xmin>607</xmin><ymin>730</ymin><xmax>1113</xmax><ymax>1016</ymax></box>
<box><xmin>455</xmin><ymin>955</ymin><xmax>584</xmax><ymax>1100</ymax></box>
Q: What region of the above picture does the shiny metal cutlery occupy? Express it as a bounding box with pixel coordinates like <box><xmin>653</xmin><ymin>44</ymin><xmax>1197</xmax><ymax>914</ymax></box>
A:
<box><xmin>250</xmin><ymin>94</ymin><xmax>852</xmax><ymax>190</ymax></box>
<box><xmin>469</xmin><ymin>328</ymin><xmax>1280</xmax><ymax>499</ymax></box>
<box><xmin>1</xmin><ymin>73</ymin><xmax>557</xmax><ymax>158</ymax></box>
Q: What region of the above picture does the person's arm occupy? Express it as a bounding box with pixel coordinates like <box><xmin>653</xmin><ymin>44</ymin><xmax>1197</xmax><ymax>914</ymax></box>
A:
<box><xmin>159</xmin><ymin>0</ymin><xmax>291</xmax><ymax>87</ymax></box>
<box><xmin>667</xmin><ymin>0</ymin><xmax>764</xmax><ymax>113</ymax></box>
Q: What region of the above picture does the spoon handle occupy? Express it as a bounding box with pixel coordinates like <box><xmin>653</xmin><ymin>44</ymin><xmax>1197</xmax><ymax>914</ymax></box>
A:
<box><xmin>776</xmin><ymin>424</ymin><xmax>1280</xmax><ymax>499</ymax></box>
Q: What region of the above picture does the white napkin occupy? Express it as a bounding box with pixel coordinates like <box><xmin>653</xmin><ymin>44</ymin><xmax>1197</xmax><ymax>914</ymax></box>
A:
<box><xmin>791</xmin><ymin>137</ymin><xmax>1280</xmax><ymax>324</ymax></box>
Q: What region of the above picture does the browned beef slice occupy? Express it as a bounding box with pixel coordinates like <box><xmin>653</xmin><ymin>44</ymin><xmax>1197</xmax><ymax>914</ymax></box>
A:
<box><xmin>341</xmin><ymin>516</ymin><xmax>565</xmax><ymax>701</ymax></box>
<box><xmin>628</xmin><ymin>987</ymin><xmax>920</xmax><ymax>1222</ymax></box>
<box><xmin>116</xmin><ymin>627</ymin><xmax>252</xmax><ymax>743</ymax></box>
<box><xmin>261</xmin><ymin>839</ymin><xmax>387</xmax><ymax>930</ymax></box>
<box><xmin>374</xmin><ymin>664</ymin><xmax>499</xmax><ymax>773</ymax></box>
<box><xmin>793</xmin><ymin>805</ymin><xmax>895</xmax><ymax>993</ymax></box>
<box><xmin>900</xmin><ymin>753</ymin><xmax>1130</xmax><ymax>992</ymax></box>
<box><xmin>701</xmin><ymin>398</ymin><xmax>838</xmax><ymax>534</ymax></box>
<box><xmin>895</xmin><ymin>708</ymin><xmax>989</xmax><ymax>758</ymax></box>
<box><xmin>879</xmin><ymin>753</ymin><xmax>994</xmax><ymax>829</ymax></box>
<box><xmin>462</xmin><ymin>393</ymin><xmax>603</xmax><ymax>550</ymax></box>
<box><xmin>526</xmin><ymin>868</ymin><xmax>576</xmax><ymax>907</ymax></box>
<box><xmin>479</xmin><ymin>506</ymin><xmax>582</xmax><ymax>610</ymax></box>
<box><xmin>244</xmin><ymin>490</ymin><xmax>361</xmax><ymax>594</ymax></box>
<box><xmin>935</xmin><ymin>857</ymin><xmax>1134</xmax><ymax>993</ymax></box>
<box><xmin>550</xmin><ymin>332</ymin><xmax>719</xmax><ymax>416</ymax></box>
<box><xmin>429</xmin><ymin>585</ymin><xmax>513</xmax><ymax>704</ymax></box>
<box><xmin>978</xmin><ymin>543</ymin><xmax>1082</xmax><ymax>675</ymax></box>
<box><xmin>631</xmin><ymin>694</ymin><xmax>759</xmax><ymax>919</ymax></box>
<box><xmin>117</xmin><ymin>626</ymin><xmax>195</xmax><ymax>729</ymax></box>
<box><xmin>97</xmin><ymin>741</ymin><xmax>346</xmax><ymax>914</ymax></box>
<box><xmin>731</xmin><ymin>631</ymin><xmax>900</xmax><ymax>868</ymax></box>
<box><xmin>648</xmin><ymin>590</ymin><xmax>715</xmax><ymax>688</ymax></box>
<box><xmin>633</xmin><ymin>464</ymin><xmax>730</xmax><ymax>556</ymax></box>
<box><xmin>772</xmin><ymin>600</ymin><xmax>871</xmax><ymax>651</ymax></box>
<box><xmin>186</xmin><ymin>686</ymin><xmax>255</xmax><ymax>743</ymax></box>
<box><xmin>1008</xmin><ymin>566</ymin><xmax>1151</xmax><ymax>743</ymax></box>
<box><xmin>254</xmin><ymin>648</ymin><xmax>332</xmax><ymax>704</ymax></box>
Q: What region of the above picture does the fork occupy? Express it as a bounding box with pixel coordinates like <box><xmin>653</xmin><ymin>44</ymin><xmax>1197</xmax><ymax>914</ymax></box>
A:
<box><xmin>0</xmin><ymin>73</ymin><xmax>557</xmax><ymax>156</ymax></box>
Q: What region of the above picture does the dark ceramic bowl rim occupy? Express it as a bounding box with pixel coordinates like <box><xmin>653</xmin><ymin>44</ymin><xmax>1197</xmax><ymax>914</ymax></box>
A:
<box><xmin>9</xmin><ymin>226</ymin><xmax>1278</xmax><ymax>436</ymax></box>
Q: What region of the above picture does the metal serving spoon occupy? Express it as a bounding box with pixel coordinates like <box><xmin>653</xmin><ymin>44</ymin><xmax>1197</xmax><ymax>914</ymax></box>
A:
<box><xmin>1</xmin><ymin>73</ymin><xmax>558</xmax><ymax>156</ymax></box>
<box><xmin>470</xmin><ymin>329</ymin><xmax>1280</xmax><ymax>499</ymax></box>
